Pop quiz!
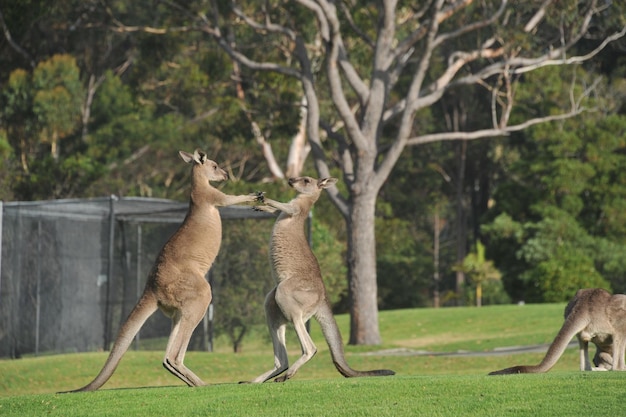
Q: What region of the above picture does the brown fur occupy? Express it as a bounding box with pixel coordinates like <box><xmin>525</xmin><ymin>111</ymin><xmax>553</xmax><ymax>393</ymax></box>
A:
<box><xmin>489</xmin><ymin>288</ymin><xmax>626</xmax><ymax>375</ymax></box>
<box><xmin>248</xmin><ymin>176</ymin><xmax>395</xmax><ymax>382</ymax></box>
<box><xmin>64</xmin><ymin>149</ymin><xmax>257</xmax><ymax>392</ymax></box>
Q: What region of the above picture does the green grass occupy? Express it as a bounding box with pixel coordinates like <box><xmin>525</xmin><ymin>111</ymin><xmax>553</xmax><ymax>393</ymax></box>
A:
<box><xmin>2</xmin><ymin>303</ymin><xmax>622</xmax><ymax>416</ymax></box>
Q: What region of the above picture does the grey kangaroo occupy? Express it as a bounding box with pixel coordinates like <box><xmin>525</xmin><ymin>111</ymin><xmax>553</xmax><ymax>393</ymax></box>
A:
<box><xmin>489</xmin><ymin>288</ymin><xmax>626</xmax><ymax>375</ymax></box>
<box><xmin>249</xmin><ymin>176</ymin><xmax>395</xmax><ymax>382</ymax></box>
<box><xmin>64</xmin><ymin>149</ymin><xmax>258</xmax><ymax>392</ymax></box>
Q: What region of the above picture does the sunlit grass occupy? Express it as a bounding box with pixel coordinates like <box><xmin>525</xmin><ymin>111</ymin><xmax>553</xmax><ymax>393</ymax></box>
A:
<box><xmin>2</xmin><ymin>303</ymin><xmax>617</xmax><ymax>417</ymax></box>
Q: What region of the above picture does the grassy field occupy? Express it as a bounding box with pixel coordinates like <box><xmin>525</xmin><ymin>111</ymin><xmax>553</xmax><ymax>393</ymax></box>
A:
<box><xmin>1</xmin><ymin>303</ymin><xmax>623</xmax><ymax>416</ymax></box>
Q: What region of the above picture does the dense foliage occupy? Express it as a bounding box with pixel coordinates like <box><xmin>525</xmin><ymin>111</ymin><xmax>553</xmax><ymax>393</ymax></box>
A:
<box><xmin>1</xmin><ymin>1</ymin><xmax>625</xmax><ymax>325</ymax></box>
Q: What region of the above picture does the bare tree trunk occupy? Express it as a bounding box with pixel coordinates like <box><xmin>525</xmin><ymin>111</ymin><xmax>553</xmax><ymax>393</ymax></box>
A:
<box><xmin>433</xmin><ymin>208</ymin><xmax>441</xmax><ymax>308</ymax></box>
<box><xmin>81</xmin><ymin>74</ymin><xmax>105</xmax><ymax>142</ymax></box>
<box><xmin>230</xmin><ymin>33</ymin><xmax>285</xmax><ymax>180</ymax></box>
<box><xmin>51</xmin><ymin>131</ymin><xmax>59</xmax><ymax>161</ymax></box>
<box><xmin>347</xmin><ymin>191</ymin><xmax>380</xmax><ymax>345</ymax></box>
<box><xmin>286</xmin><ymin>97</ymin><xmax>310</xmax><ymax>178</ymax></box>
<box><xmin>455</xmin><ymin>140</ymin><xmax>467</xmax><ymax>304</ymax></box>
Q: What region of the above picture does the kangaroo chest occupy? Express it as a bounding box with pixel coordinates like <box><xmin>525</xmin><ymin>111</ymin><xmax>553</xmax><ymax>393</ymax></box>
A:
<box><xmin>269</xmin><ymin>216</ymin><xmax>320</xmax><ymax>281</ymax></box>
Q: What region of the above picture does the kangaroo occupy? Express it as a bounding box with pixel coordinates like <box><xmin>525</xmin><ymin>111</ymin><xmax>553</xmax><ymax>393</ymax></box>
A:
<box><xmin>489</xmin><ymin>288</ymin><xmax>626</xmax><ymax>375</ymax></box>
<box><xmin>583</xmin><ymin>334</ymin><xmax>612</xmax><ymax>371</ymax></box>
<box><xmin>248</xmin><ymin>176</ymin><xmax>395</xmax><ymax>382</ymax></box>
<box><xmin>64</xmin><ymin>149</ymin><xmax>258</xmax><ymax>392</ymax></box>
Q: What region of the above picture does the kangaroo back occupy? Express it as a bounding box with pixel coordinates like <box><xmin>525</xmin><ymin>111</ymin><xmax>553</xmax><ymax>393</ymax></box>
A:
<box><xmin>65</xmin><ymin>292</ymin><xmax>159</xmax><ymax>392</ymax></box>
<box><xmin>315</xmin><ymin>301</ymin><xmax>395</xmax><ymax>377</ymax></box>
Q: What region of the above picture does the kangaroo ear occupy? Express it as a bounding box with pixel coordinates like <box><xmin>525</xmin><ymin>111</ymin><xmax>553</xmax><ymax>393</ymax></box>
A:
<box><xmin>179</xmin><ymin>149</ymin><xmax>208</xmax><ymax>164</ymax></box>
<box><xmin>318</xmin><ymin>177</ymin><xmax>338</xmax><ymax>189</ymax></box>
<box><xmin>194</xmin><ymin>149</ymin><xmax>207</xmax><ymax>164</ymax></box>
<box><xmin>179</xmin><ymin>150</ymin><xmax>194</xmax><ymax>164</ymax></box>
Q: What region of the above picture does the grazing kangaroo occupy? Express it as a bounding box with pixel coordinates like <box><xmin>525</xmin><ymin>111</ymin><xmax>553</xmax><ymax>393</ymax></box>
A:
<box><xmin>489</xmin><ymin>288</ymin><xmax>626</xmax><ymax>375</ymax></box>
<box><xmin>248</xmin><ymin>176</ymin><xmax>395</xmax><ymax>382</ymax></box>
<box><xmin>65</xmin><ymin>149</ymin><xmax>258</xmax><ymax>392</ymax></box>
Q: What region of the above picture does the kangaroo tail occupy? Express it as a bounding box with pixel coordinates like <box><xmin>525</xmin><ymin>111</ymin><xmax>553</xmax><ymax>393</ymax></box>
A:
<box><xmin>315</xmin><ymin>302</ymin><xmax>395</xmax><ymax>378</ymax></box>
<box><xmin>61</xmin><ymin>292</ymin><xmax>159</xmax><ymax>392</ymax></box>
<box><xmin>489</xmin><ymin>313</ymin><xmax>587</xmax><ymax>375</ymax></box>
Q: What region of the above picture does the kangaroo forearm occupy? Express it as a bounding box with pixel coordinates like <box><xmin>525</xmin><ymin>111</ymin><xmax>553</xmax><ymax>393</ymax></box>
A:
<box><xmin>264</xmin><ymin>198</ymin><xmax>299</xmax><ymax>215</ymax></box>
<box><xmin>254</xmin><ymin>205</ymin><xmax>279</xmax><ymax>214</ymax></box>
<box><xmin>216</xmin><ymin>193</ymin><xmax>257</xmax><ymax>207</ymax></box>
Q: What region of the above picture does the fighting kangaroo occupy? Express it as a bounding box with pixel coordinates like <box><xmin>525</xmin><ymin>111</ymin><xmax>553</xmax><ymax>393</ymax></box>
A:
<box><xmin>489</xmin><ymin>288</ymin><xmax>626</xmax><ymax>375</ymax></box>
<box><xmin>64</xmin><ymin>149</ymin><xmax>258</xmax><ymax>392</ymax></box>
<box><xmin>248</xmin><ymin>176</ymin><xmax>395</xmax><ymax>382</ymax></box>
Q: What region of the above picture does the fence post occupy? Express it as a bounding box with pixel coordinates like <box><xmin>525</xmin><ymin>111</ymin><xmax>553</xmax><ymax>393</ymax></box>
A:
<box><xmin>0</xmin><ymin>200</ymin><xmax>3</xmax><ymax>303</ymax></box>
<box><xmin>103</xmin><ymin>195</ymin><xmax>117</xmax><ymax>351</ymax></box>
<box><xmin>134</xmin><ymin>223</ymin><xmax>142</xmax><ymax>350</ymax></box>
<box><xmin>35</xmin><ymin>219</ymin><xmax>42</xmax><ymax>356</ymax></box>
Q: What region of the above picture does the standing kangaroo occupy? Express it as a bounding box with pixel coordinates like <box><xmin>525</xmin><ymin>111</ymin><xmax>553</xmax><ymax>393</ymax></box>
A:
<box><xmin>65</xmin><ymin>149</ymin><xmax>258</xmax><ymax>392</ymax></box>
<box><xmin>489</xmin><ymin>288</ymin><xmax>626</xmax><ymax>375</ymax></box>
<box><xmin>248</xmin><ymin>176</ymin><xmax>395</xmax><ymax>382</ymax></box>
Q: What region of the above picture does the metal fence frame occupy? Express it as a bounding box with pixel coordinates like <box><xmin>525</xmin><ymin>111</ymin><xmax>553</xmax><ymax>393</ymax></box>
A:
<box><xmin>0</xmin><ymin>196</ymin><xmax>289</xmax><ymax>358</ymax></box>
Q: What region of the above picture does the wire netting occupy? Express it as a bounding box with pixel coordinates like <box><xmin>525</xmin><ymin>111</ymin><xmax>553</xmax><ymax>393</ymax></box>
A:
<box><xmin>0</xmin><ymin>197</ymin><xmax>276</xmax><ymax>358</ymax></box>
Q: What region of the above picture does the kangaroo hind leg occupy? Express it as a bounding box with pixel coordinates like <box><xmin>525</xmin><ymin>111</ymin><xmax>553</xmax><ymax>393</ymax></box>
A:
<box><xmin>613</xmin><ymin>336</ymin><xmax>626</xmax><ymax>371</ymax></box>
<box><xmin>274</xmin><ymin>313</ymin><xmax>317</xmax><ymax>382</ymax></box>
<box><xmin>578</xmin><ymin>335</ymin><xmax>592</xmax><ymax>371</ymax></box>
<box><xmin>250</xmin><ymin>289</ymin><xmax>289</xmax><ymax>383</ymax></box>
<box><xmin>162</xmin><ymin>296</ymin><xmax>210</xmax><ymax>387</ymax></box>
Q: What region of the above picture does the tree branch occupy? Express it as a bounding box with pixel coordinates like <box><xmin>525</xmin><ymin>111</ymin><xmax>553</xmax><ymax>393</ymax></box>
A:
<box><xmin>0</xmin><ymin>8</ymin><xmax>35</xmax><ymax>68</ymax></box>
<box><xmin>511</xmin><ymin>25</ymin><xmax>626</xmax><ymax>75</ymax></box>
<box><xmin>198</xmin><ymin>7</ymin><xmax>303</xmax><ymax>79</ymax></box>
<box><xmin>432</xmin><ymin>0</ymin><xmax>507</xmax><ymax>48</ymax></box>
<box><xmin>524</xmin><ymin>0</ymin><xmax>553</xmax><ymax>33</ymax></box>
<box><xmin>406</xmin><ymin>108</ymin><xmax>587</xmax><ymax>146</ymax></box>
<box><xmin>338</xmin><ymin>1</ymin><xmax>374</xmax><ymax>48</ymax></box>
<box><xmin>319</xmin><ymin>118</ymin><xmax>355</xmax><ymax>185</ymax></box>
<box><xmin>373</xmin><ymin>0</ymin><xmax>445</xmax><ymax>191</ymax></box>
<box><xmin>285</xmin><ymin>97</ymin><xmax>310</xmax><ymax>178</ymax></box>
<box><xmin>297</xmin><ymin>0</ymin><xmax>370</xmax><ymax>105</ymax></box>
<box><xmin>81</xmin><ymin>73</ymin><xmax>106</xmax><ymax>141</ymax></box>
<box><xmin>250</xmin><ymin>120</ymin><xmax>284</xmax><ymax>179</ymax></box>
<box><xmin>231</xmin><ymin>4</ymin><xmax>298</xmax><ymax>40</ymax></box>
<box><xmin>392</xmin><ymin>0</ymin><xmax>478</xmax><ymax>63</ymax></box>
<box><xmin>317</xmin><ymin>0</ymin><xmax>369</xmax><ymax>152</ymax></box>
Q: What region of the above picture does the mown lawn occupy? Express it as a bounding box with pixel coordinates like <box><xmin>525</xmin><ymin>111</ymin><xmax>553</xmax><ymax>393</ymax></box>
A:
<box><xmin>2</xmin><ymin>303</ymin><xmax>622</xmax><ymax>416</ymax></box>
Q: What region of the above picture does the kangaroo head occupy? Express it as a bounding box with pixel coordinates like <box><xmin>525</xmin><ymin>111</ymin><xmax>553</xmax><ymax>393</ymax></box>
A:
<box><xmin>288</xmin><ymin>176</ymin><xmax>338</xmax><ymax>195</ymax></box>
<box><xmin>179</xmin><ymin>149</ymin><xmax>229</xmax><ymax>182</ymax></box>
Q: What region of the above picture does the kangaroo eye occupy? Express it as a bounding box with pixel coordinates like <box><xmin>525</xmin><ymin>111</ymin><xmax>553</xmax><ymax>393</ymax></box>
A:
<box><xmin>304</xmin><ymin>179</ymin><xmax>310</xmax><ymax>184</ymax></box>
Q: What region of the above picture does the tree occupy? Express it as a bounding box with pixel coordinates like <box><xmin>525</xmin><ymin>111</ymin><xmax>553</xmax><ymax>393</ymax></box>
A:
<box><xmin>196</xmin><ymin>0</ymin><xmax>626</xmax><ymax>344</ymax></box>
<box><xmin>482</xmin><ymin>110</ymin><xmax>626</xmax><ymax>302</ymax></box>
<box><xmin>453</xmin><ymin>241</ymin><xmax>501</xmax><ymax>307</ymax></box>
<box><xmin>4</xmin><ymin>1</ymin><xmax>625</xmax><ymax>344</ymax></box>
<box><xmin>99</xmin><ymin>0</ymin><xmax>625</xmax><ymax>344</ymax></box>
<box><xmin>31</xmin><ymin>54</ymin><xmax>83</xmax><ymax>160</ymax></box>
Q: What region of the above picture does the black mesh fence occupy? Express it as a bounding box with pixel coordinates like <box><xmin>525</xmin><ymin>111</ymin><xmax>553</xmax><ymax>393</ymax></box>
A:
<box><xmin>0</xmin><ymin>197</ymin><xmax>277</xmax><ymax>358</ymax></box>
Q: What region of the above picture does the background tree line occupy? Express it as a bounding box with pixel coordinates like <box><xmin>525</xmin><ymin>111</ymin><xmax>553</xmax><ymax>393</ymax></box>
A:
<box><xmin>1</xmin><ymin>1</ymin><xmax>625</xmax><ymax>347</ymax></box>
